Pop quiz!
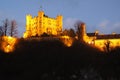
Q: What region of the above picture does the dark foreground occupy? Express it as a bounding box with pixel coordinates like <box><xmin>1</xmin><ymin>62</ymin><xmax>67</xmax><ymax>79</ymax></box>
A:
<box><xmin>0</xmin><ymin>39</ymin><xmax>120</xmax><ymax>80</ymax></box>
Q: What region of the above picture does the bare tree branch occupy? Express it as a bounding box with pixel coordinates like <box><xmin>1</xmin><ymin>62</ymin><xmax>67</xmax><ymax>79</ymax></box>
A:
<box><xmin>0</xmin><ymin>26</ymin><xmax>4</xmax><ymax>36</ymax></box>
<box><xmin>2</xmin><ymin>19</ymin><xmax>9</xmax><ymax>36</ymax></box>
<box><xmin>9</xmin><ymin>20</ymin><xmax>18</xmax><ymax>37</ymax></box>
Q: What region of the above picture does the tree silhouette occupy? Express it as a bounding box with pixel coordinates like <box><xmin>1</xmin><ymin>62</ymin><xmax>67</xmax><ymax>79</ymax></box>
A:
<box><xmin>62</xmin><ymin>29</ymin><xmax>76</xmax><ymax>38</ymax></box>
<box><xmin>104</xmin><ymin>40</ymin><xmax>111</xmax><ymax>52</ymax></box>
<box><xmin>0</xmin><ymin>26</ymin><xmax>4</xmax><ymax>36</ymax></box>
<box><xmin>2</xmin><ymin>19</ymin><xmax>9</xmax><ymax>36</ymax></box>
<box><xmin>68</xmin><ymin>28</ymin><xmax>76</xmax><ymax>37</ymax></box>
<box><xmin>62</xmin><ymin>29</ymin><xmax>69</xmax><ymax>36</ymax></box>
<box><xmin>8</xmin><ymin>20</ymin><xmax>18</xmax><ymax>37</ymax></box>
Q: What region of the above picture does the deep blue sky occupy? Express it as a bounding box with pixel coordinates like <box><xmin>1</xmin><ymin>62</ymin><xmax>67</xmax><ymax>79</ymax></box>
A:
<box><xmin>0</xmin><ymin>0</ymin><xmax>120</xmax><ymax>37</ymax></box>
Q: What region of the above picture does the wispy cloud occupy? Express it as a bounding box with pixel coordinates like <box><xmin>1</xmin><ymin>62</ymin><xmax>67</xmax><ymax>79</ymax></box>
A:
<box><xmin>97</xmin><ymin>20</ymin><xmax>120</xmax><ymax>34</ymax></box>
<box><xmin>112</xmin><ymin>22</ymin><xmax>120</xmax><ymax>33</ymax></box>
<box><xmin>63</xmin><ymin>18</ymin><xmax>79</xmax><ymax>29</ymax></box>
<box><xmin>0</xmin><ymin>11</ymin><xmax>7</xmax><ymax>19</ymax></box>
<box><xmin>98</xmin><ymin>20</ymin><xmax>109</xmax><ymax>28</ymax></box>
<box><xmin>113</xmin><ymin>22</ymin><xmax>120</xmax><ymax>27</ymax></box>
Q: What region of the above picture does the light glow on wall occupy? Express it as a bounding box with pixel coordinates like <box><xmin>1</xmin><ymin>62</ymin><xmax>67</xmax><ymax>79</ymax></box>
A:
<box><xmin>60</xmin><ymin>36</ymin><xmax>73</xmax><ymax>47</ymax></box>
<box><xmin>0</xmin><ymin>36</ymin><xmax>17</xmax><ymax>53</ymax></box>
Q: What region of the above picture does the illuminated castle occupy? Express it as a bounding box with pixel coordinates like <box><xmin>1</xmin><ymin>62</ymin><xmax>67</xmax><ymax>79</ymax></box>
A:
<box><xmin>79</xmin><ymin>23</ymin><xmax>120</xmax><ymax>51</ymax></box>
<box><xmin>23</xmin><ymin>10</ymin><xmax>120</xmax><ymax>51</ymax></box>
<box><xmin>23</xmin><ymin>11</ymin><xmax>63</xmax><ymax>38</ymax></box>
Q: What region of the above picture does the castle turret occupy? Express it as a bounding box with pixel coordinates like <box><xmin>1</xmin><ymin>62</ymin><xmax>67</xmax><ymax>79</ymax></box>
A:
<box><xmin>26</xmin><ymin>14</ymin><xmax>32</xmax><ymax>31</ymax></box>
<box><xmin>95</xmin><ymin>30</ymin><xmax>99</xmax><ymax>35</ymax></box>
<box><xmin>78</xmin><ymin>23</ymin><xmax>87</xmax><ymax>41</ymax></box>
<box><xmin>56</xmin><ymin>15</ymin><xmax>63</xmax><ymax>35</ymax></box>
<box><xmin>23</xmin><ymin>14</ymin><xmax>32</xmax><ymax>38</ymax></box>
<box><xmin>81</xmin><ymin>23</ymin><xmax>87</xmax><ymax>36</ymax></box>
<box><xmin>38</xmin><ymin>11</ymin><xmax>44</xmax><ymax>36</ymax></box>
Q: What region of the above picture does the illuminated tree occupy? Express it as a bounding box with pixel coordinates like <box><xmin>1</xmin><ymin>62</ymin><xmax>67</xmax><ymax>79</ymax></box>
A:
<box><xmin>104</xmin><ymin>40</ymin><xmax>111</xmax><ymax>52</ymax></box>
<box><xmin>62</xmin><ymin>29</ymin><xmax>76</xmax><ymax>38</ymax></box>
<box><xmin>62</xmin><ymin>29</ymin><xmax>69</xmax><ymax>36</ymax></box>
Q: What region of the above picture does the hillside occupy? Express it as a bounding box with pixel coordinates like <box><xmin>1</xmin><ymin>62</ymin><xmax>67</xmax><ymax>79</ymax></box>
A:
<box><xmin>0</xmin><ymin>39</ymin><xmax>120</xmax><ymax>80</ymax></box>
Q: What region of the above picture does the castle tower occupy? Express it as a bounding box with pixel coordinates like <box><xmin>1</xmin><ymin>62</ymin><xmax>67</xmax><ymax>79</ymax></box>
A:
<box><xmin>23</xmin><ymin>14</ymin><xmax>32</xmax><ymax>38</ymax></box>
<box><xmin>56</xmin><ymin>15</ymin><xmax>63</xmax><ymax>35</ymax></box>
<box><xmin>38</xmin><ymin>11</ymin><xmax>44</xmax><ymax>36</ymax></box>
<box><xmin>26</xmin><ymin>14</ymin><xmax>32</xmax><ymax>31</ymax></box>
<box><xmin>81</xmin><ymin>23</ymin><xmax>87</xmax><ymax>36</ymax></box>
<box><xmin>78</xmin><ymin>23</ymin><xmax>87</xmax><ymax>41</ymax></box>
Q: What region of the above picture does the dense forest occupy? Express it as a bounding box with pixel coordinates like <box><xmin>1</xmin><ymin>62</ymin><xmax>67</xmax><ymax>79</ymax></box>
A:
<box><xmin>0</xmin><ymin>39</ymin><xmax>120</xmax><ymax>80</ymax></box>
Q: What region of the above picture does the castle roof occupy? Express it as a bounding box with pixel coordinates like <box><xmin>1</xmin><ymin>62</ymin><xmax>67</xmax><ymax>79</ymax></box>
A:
<box><xmin>87</xmin><ymin>33</ymin><xmax>96</xmax><ymax>37</ymax></box>
<box><xmin>87</xmin><ymin>33</ymin><xmax>120</xmax><ymax>39</ymax></box>
<box><xmin>96</xmin><ymin>34</ymin><xmax>120</xmax><ymax>39</ymax></box>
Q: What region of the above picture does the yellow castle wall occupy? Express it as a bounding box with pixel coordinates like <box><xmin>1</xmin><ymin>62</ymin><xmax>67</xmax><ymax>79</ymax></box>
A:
<box><xmin>79</xmin><ymin>23</ymin><xmax>120</xmax><ymax>51</ymax></box>
<box><xmin>94</xmin><ymin>39</ymin><xmax>120</xmax><ymax>51</ymax></box>
<box><xmin>23</xmin><ymin>11</ymin><xmax>63</xmax><ymax>38</ymax></box>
